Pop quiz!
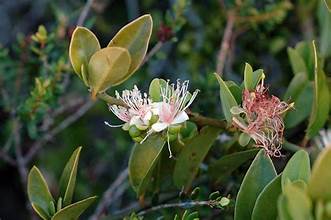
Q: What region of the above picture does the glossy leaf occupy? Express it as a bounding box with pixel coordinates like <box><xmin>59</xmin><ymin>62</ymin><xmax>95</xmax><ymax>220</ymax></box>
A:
<box><xmin>284</xmin><ymin>72</ymin><xmax>312</xmax><ymax>128</ymax></box>
<box><xmin>108</xmin><ymin>14</ymin><xmax>152</xmax><ymax>74</ymax></box>
<box><xmin>129</xmin><ymin>134</ymin><xmax>165</xmax><ymax>195</ymax></box>
<box><xmin>234</xmin><ymin>150</ymin><xmax>276</xmax><ymax>220</ymax></box>
<box><xmin>51</xmin><ymin>196</ymin><xmax>97</xmax><ymax>220</ymax></box>
<box><xmin>306</xmin><ymin>41</ymin><xmax>329</xmax><ymax>138</ymax></box>
<box><xmin>280</xmin><ymin>183</ymin><xmax>312</xmax><ymax>220</ymax></box>
<box><xmin>252</xmin><ymin>175</ymin><xmax>282</xmax><ymax>220</ymax></box>
<box><xmin>287</xmin><ymin>47</ymin><xmax>307</xmax><ymax>75</ymax></box>
<box><xmin>281</xmin><ymin>150</ymin><xmax>310</xmax><ymax>189</ymax></box>
<box><xmin>59</xmin><ymin>147</ymin><xmax>82</xmax><ymax>206</ymax></box>
<box><xmin>173</xmin><ymin>126</ymin><xmax>221</xmax><ymax>190</ymax></box>
<box><xmin>226</xmin><ymin>81</ymin><xmax>242</xmax><ymax>103</ymax></box>
<box><xmin>309</xmin><ymin>148</ymin><xmax>331</xmax><ymax>200</ymax></box>
<box><xmin>28</xmin><ymin>166</ymin><xmax>54</xmax><ymax>219</ymax></box>
<box><xmin>209</xmin><ymin>149</ymin><xmax>259</xmax><ymax>182</ymax></box>
<box><xmin>88</xmin><ymin>47</ymin><xmax>131</xmax><ymax>96</ymax></box>
<box><xmin>244</xmin><ymin>63</ymin><xmax>264</xmax><ymax>91</ymax></box>
<box><xmin>69</xmin><ymin>27</ymin><xmax>100</xmax><ymax>77</ymax></box>
<box><xmin>214</xmin><ymin>73</ymin><xmax>238</xmax><ymax>123</ymax></box>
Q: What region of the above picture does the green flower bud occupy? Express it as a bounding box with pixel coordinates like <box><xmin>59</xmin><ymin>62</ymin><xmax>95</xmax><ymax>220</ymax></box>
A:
<box><xmin>129</xmin><ymin>125</ymin><xmax>141</xmax><ymax>137</ymax></box>
<box><xmin>168</xmin><ymin>124</ymin><xmax>182</xmax><ymax>134</ymax></box>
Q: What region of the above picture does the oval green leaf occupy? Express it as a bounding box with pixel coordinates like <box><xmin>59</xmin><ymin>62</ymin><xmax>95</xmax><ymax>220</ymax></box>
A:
<box><xmin>309</xmin><ymin>148</ymin><xmax>331</xmax><ymax>200</ymax></box>
<box><xmin>51</xmin><ymin>196</ymin><xmax>97</xmax><ymax>220</ymax></box>
<box><xmin>214</xmin><ymin>73</ymin><xmax>238</xmax><ymax>123</ymax></box>
<box><xmin>209</xmin><ymin>149</ymin><xmax>259</xmax><ymax>182</ymax></box>
<box><xmin>244</xmin><ymin>63</ymin><xmax>264</xmax><ymax>91</ymax></box>
<box><xmin>59</xmin><ymin>147</ymin><xmax>82</xmax><ymax>207</ymax></box>
<box><xmin>28</xmin><ymin>166</ymin><xmax>54</xmax><ymax>219</ymax></box>
<box><xmin>88</xmin><ymin>47</ymin><xmax>131</xmax><ymax>96</ymax></box>
<box><xmin>128</xmin><ymin>134</ymin><xmax>165</xmax><ymax>195</ymax></box>
<box><xmin>69</xmin><ymin>27</ymin><xmax>100</xmax><ymax>77</ymax></box>
<box><xmin>234</xmin><ymin>150</ymin><xmax>276</xmax><ymax>220</ymax></box>
<box><xmin>281</xmin><ymin>150</ymin><xmax>310</xmax><ymax>190</ymax></box>
<box><xmin>173</xmin><ymin>126</ymin><xmax>221</xmax><ymax>190</ymax></box>
<box><xmin>252</xmin><ymin>175</ymin><xmax>282</xmax><ymax>220</ymax></box>
<box><xmin>108</xmin><ymin>14</ymin><xmax>153</xmax><ymax>75</ymax></box>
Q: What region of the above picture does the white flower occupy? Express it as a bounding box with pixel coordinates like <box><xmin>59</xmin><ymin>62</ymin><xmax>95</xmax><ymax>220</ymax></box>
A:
<box><xmin>106</xmin><ymin>85</ymin><xmax>153</xmax><ymax>129</ymax></box>
<box><xmin>151</xmin><ymin>80</ymin><xmax>199</xmax><ymax>132</ymax></box>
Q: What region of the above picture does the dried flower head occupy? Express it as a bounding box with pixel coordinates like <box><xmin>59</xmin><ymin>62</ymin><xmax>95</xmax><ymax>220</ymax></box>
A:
<box><xmin>232</xmin><ymin>80</ymin><xmax>293</xmax><ymax>157</ymax></box>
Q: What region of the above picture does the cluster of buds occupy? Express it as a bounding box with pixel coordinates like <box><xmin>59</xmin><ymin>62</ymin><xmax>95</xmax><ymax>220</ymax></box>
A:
<box><xmin>231</xmin><ymin>80</ymin><xmax>293</xmax><ymax>157</ymax></box>
<box><xmin>105</xmin><ymin>80</ymin><xmax>199</xmax><ymax>158</ymax></box>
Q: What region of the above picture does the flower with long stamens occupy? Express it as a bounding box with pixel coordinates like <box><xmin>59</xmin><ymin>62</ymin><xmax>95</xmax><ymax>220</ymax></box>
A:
<box><xmin>232</xmin><ymin>80</ymin><xmax>293</xmax><ymax>157</ymax></box>
<box><xmin>106</xmin><ymin>85</ymin><xmax>153</xmax><ymax>129</ymax></box>
<box><xmin>147</xmin><ymin>80</ymin><xmax>199</xmax><ymax>157</ymax></box>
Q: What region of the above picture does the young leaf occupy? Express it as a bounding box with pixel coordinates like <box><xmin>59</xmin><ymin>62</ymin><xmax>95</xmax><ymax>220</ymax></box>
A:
<box><xmin>148</xmin><ymin>78</ymin><xmax>167</xmax><ymax>102</ymax></box>
<box><xmin>244</xmin><ymin>63</ymin><xmax>264</xmax><ymax>91</ymax></box>
<box><xmin>128</xmin><ymin>134</ymin><xmax>165</xmax><ymax>195</ymax></box>
<box><xmin>308</xmin><ymin>148</ymin><xmax>331</xmax><ymax>200</ymax></box>
<box><xmin>214</xmin><ymin>73</ymin><xmax>238</xmax><ymax>123</ymax></box>
<box><xmin>209</xmin><ymin>149</ymin><xmax>259</xmax><ymax>182</ymax></box>
<box><xmin>234</xmin><ymin>150</ymin><xmax>276</xmax><ymax>220</ymax></box>
<box><xmin>281</xmin><ymin>150</ymin><xmax>311</xmax><ymax>190</ymax></box>
<box><xmin>305</xmin><ymin>41</ymin><xmax>329</xmax><ymax>138</ymax></box>
<box><xmin>59</xmin><ymin>147</ymin><xmax>82</xmax><ymax>206</ymax></box>
<box><xmin>69</xmin><ymin>27</ymin><xmax>100</xmax><ymax>77</ymax></box>
<box><xmin>51</xmin><ymin>196</ymin><xmax>97</xmax><ymax>220</ymax></box>
<box><xmin>28</xmin><ymin>166</ymin><xmax>55</xmax><ymax>219</ymax></box>
<box><xmin>252</xmin><ymin>175</ymin><xmax>282</xmax><ymax>220</ymax></box>
<box><xmin>108</xmin><ymin>14</ymin><xmax>153</xmax><ymax>75</ymax></box>
<box><xmin>173</xmin><ymin>126</ymin><xmax>221</xmax><ymax>190</ymax></box>
<box><xmin>280</xmin><ymin>183</ymin><xmax>313</xmax><ymax>220</ymax></box>
<box><xmin>88</xmin><ymin>47</ymin><xmax>131</xmax><ymax>96</ymax></box>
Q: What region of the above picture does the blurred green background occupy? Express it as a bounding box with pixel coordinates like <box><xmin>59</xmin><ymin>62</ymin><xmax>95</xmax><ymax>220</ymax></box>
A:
<box><xmin>1</xmin><ymin>0</ymin><xmax>331</xmax><ymax>219</ymax></box>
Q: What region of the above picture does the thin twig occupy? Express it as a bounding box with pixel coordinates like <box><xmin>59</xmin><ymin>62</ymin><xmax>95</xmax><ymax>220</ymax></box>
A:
<box><xmin>216</xmin><ymin>11</ymin><xmax>236</xmax><ymax>76</ymax></box>
<box><xmin>137</xmin><ymin>200</ymin><xmax>218</xmax><ymax>216</ymax></box>
<box><xmin>77</xmin><ymin>0</ymin><xmax>95</xmax><ymax>26</ymax></box>
<box><xmin>141</xmin><ymin>41</ymin><xmax>164</xmax><ymax>66</ymax></box>
<box><xmin>89</xmin><ymin>168</ymin><xmax>129</xmax><ymax>220</ymax></box>
<box><xmin>24</xmin><ymin>99</ymin><xmax>94</xmax><ymax>163</ymax></box>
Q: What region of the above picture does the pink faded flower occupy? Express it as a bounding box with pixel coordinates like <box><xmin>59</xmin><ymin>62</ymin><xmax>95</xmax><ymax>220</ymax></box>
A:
<box><xmin>106</xmin><ymin>85</ymin><xmax>153</xmax><ymax>129</ymax></box>
<box><xmin>232</xmin><ymin>80</ymin><xmax>293</xmax><ymax>157</ymax></box>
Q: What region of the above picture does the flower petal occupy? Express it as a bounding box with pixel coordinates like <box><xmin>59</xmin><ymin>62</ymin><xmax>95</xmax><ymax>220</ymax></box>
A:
<box><xmin>171</xmin><ymin>111</ymin><xmax>189</xmax><ymax>125</ymax></box>
<box><xmin>152</xmin><ymin>122</ymin><xmax>168</xmax><ymax>132</ymax></box>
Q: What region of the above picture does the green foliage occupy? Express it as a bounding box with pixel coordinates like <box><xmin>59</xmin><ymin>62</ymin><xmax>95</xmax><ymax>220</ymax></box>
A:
<box><xmin>173</xmin><ymin>126</ymin><xmax>221</xmax><ymax>190</ymax></box>
<box><xmin>234</xmin><ymin>150</ymin><xmax>277</xmax><ymax>220</ymax></box>
<box><xmin>27</xmin><ymin>147</ymin><xmax>96</xmax><ymax>220</ymax></box>
<box><xmin>128</xmin><ymin>134</ymin><xmax>165</xmax><ymax>195</ymax></box>
<box><xmin>243</xmin><ymin>63</ymin><xmax>265</xmax><ymax>91</ymax></box>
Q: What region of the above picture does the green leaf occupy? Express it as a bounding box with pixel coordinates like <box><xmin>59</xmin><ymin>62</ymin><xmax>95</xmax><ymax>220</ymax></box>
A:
<box><xmin>280</xmin><ymin>183</ymin><xmax>313</xmax><ymax>220</ymax></box>
<box><xmin>88</xmin><ymin>47</ymin><xmax>131</xmax><ymax>96</ymax></box>
<box><xmin>28</xmin><ymin>166</ymin><xmax>54</xmax><ymax>219</ymax></box>
<box><xmin>324</xmin><ymin>0</ymin><xmax>331</xmax><ymax>11</ymax></box>
<box><xmin>173</xmin><ymin>126</ymin><xmax>221</xmax><ymax>190</ymax></box>
<box><xmin>128</xmin><ymin>134</ymin><xmax>165</xmax><ymax>195</ymax></box>
<box><xmin>281</xmin><ymin>150</ymin><xmax>311</xmax><ymax>190</ymax></box>
<box><xmin>244</xmin><ymin>63</ymin><xmax>264</xmax><ymax>91</ymax></box>
<box><xmin>284</xmin><ymin>73</ymin><xmax>313</xmax><ymax>128</ymax></box>
<box><xmin>59</xmin><ymin>147</ymin><xmax>82</xmax><ymax>207</ymax></box>
<box><xmin>51</xmin><ymin>196</ymin><xmax>97</xmax><ymax>220</ymax></box>
<box><xmin>287</xmin><ymin>47</ymin><xmax>308</xmax><ymax>75</ymax></box>
<box><xmin>308</xmin><ymin>148</ymin><xmax>331</xmax><ymax>200</ymax></box>
<box><xmin>234</xmin><ymin>150</ymin><xmax>276</xmax><ymax>220</ymax></box>
<box><xmin>69</xmin><ymin>27</ymin><xmax>100</xmax><ymax>77</ymax></box>
<box><xmin>209</xmin><ymin>149</ymin><xmax>259</xmax><ymax>182</ymax></box>
<box><xmin>252</xmin><ymin>175</ymin><xmax>282</xmax><ymax>220</ymax></box>
<box><xmin>214</xmin><ymin>73</ymin><xmax>238</xmax><ymax>123</ymax></box>
<box><xmin>226</xmin><ymin>81</ymin><xmax>242</xmax><ymax>103</ymax></box>
<box><xmin>319</xmin><ymin>0</ymin><xmax>331</xmax><ymax>57</ymax></box>
<box><xmin>306</xmin><ymin>41</ymin><xmax>330</xmax><ymax>138</ymax></box>
<box><xmin>148</xmin><ymin>78</ymin><xmax>167</xmax><ymax>102</ymax></box>
<box><xmin>278</xmin><ymin>194</ymin><xmax>292</xmax><ymax>220</ymax></box>
<box><xmin>108</xmin><ymin>14</ymin><xmax>153</xmax><ymax>74</ymax></box>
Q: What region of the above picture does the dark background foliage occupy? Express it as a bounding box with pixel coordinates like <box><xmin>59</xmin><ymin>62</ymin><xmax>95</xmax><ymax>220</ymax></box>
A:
<box><xmin>0</xmin><ymin>0</ymin><xmax>330</xmax><ymax>219</ymax></box>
